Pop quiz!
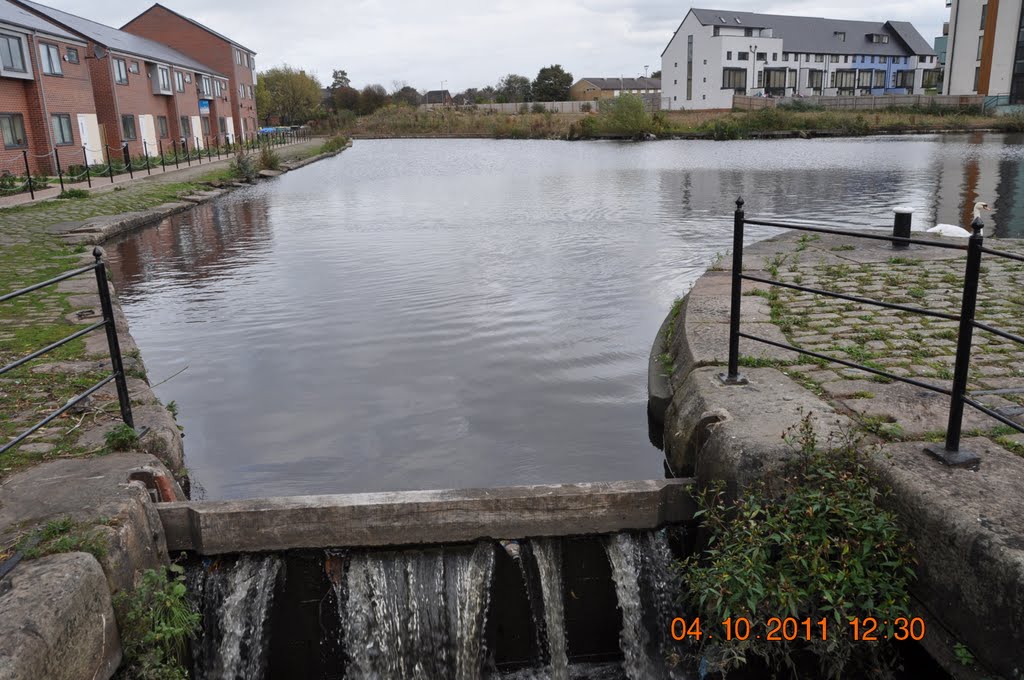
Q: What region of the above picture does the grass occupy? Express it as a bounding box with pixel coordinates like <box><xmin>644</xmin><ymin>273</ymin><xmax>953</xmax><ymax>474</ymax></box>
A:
<box><xmin>13</xmin><ymin>515</ymin><xmax>110</xmax><ymax>560</ymax></box>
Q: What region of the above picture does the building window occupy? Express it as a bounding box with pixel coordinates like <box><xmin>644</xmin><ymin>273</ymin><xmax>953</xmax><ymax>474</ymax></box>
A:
<box><xmin>235</xmin><ymin>48</ymin><xmax>242</xmax><ymax>65</ymax></box>
<box><xmin>200</xmin><ymin>75</ymin><xmax>212</xmax><ymax>96</ymax></box>
<box><xmin>722</xmin><ymin>68</ymin><xmax>747</xmax><ymax>93</ymax></box>
<box><xmin>830</xmin><ymin>55</ymin><xmax>839</xmax><ymax>63</ymax></box>
<box><xmin>878</xmin><ymin>56</ymin><xmax>887</xmax><ymax>64</ymax></box>
<box><xmin>980</xmin><ymin>3</ymin><xmax>988</xmax><ymax>30</ymax></box>
<box><xmin>157</xmin><ymin>115</ymin><xmax>168</xmax><ymax>138</ymax></box>
<box><xmin>772</xmin><ymin>53</ymin><xmax>777</xmax><ymax>61</ymax></box>
<box><xmin>756</xmin><ymin>52</ymin><xmax>766</xmax><ymax>61</ymax></box>
<box><xmin>871</xmin><ymin>56</ymin><xmax>876</xmax><ymax>64</ymax></box>
<box><xmin>713</xmin><ymin>26</ymin><xmax>720</xmax><ymax>37</ymax></box>
<box><xmin>782</xmin><ymin>53</ymin><xmax>788</xmax><ymax>62</ymax></box>
<box><xmin>844</xmin><ymin>55</ymin><xmax>849</xmax><ymax>63</ymax></box>
<box><xmin>674</xmin><ymin>79</ymin><xmax>677</xmax><ymax>84</ymax></box>
<box><xmin>0</xmin><ymin>113</ymin><xmax>26</xmax><ymax>148</ymax></box>
<box><xmin>726</xmin><ymin>51</ymin><xmax>732</xmax><ymax>60</ymax></box>
<box><xmin>201</xmin><ymin>116</ymin><xmax>211</xmax><ymax>135</ymax></box>
<box><xmin>218</xmin><ymin>116</ymin><xmax>227</xmax><ymax>135</ymax></box>
<box><xmin>121</xmin><ymin>114</ymin><xmax>136</xmax><ymax>140</ymax></box>
<box><xmin>744</xmin><ymin>28</ymin><xmax>753</xmax><ymax>37</ymax></box>
<box><xmin>814</xmin><ymin>54</ymin><xmax>824</xmax><ymax>63</ymax></box>
<box><xmin>686</xmin><ymin>35</ymin><xmax>693</xmax><ymax>100</ymax></box>
<box><xmin>757</xmin><ymin>70</ymin><xmax>764</xmax><ymax>88</ymax></box>
<box><xmin>247</xmin><ymin>85</ymin><xmax>253</xmax><ymax>99</ymax></box>
<box><xmin>835</xmin><ymin>31</ymin><xmax>846</xmax><ymax>42</ymax></box>
<box><xmin>180</xmin><ymin>116</ymin><xmax>190</xmax><ymax>138</ymax></box>
<box><xmin>129</xmin><ymin>61</ymin><xmax>140</xmax><ymax>74</ymax></box>
<box><xmin>50</xmin><ymin>113</ymin><xmax>73</xmax><ymax>145</ymax></box>
<box><xmin>895</xmin><ymin>70</ymin><xmax>915</xmax><ymax>89</ymax></box>
<box><xmin>738</xmin><ymin>51</ymin><xmax>749</xmax><ymax>61</ymax></box>
<box><xmin>158</xmin><ymin>66</ymin><xmax>171</xmax><ymax>91</ymax></box>
<box><xmin>65</xmin><ymin>47</ymin><xmax>79</xmax><ymax>64</ymax></box>
<box><xmin>858</xmin><ymin>70</ymin><xmax>873</xmax><ymax>88</ymax></box>
<box><xmin>874</xmin><ymin>70</ymin><xmax>886</xmax><ymax>88</ymax></box>
<box><xmin>175</xmin><ymin>71</ymin><xmax>184</xmax><ymax>92</ymax></box>
<box><xmin>974</xmin><ymin>67</ymin><xmax>980</xmax><ymax>91</ymax></box>
<box><xmin>870</xmin><ymin>34</ymin><xmax>890</xmax><ymax>44</ymax></box>
<box><xmin>114</xmin><ymin>58</ymin><xmax>128</xmax><ymax>85</ymax></box>
<box><xmin>0</xmin><ymin>33</ymin><xmax>26</xmax><ymax>72</ymax></box>
<box><xmin>978</xmin><ymin>35</ymin><xmax>984</xmax><ymax>60</ymax></box>
<box><xmin>39</xmin><ymin>43</ymin><xmax>61</xmax><ymax>75</ymax></box>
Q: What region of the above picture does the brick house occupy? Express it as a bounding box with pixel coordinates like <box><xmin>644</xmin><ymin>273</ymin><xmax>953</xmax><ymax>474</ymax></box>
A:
<box><xmin>13</xmin><ymin>0</ymin><xmax>231</xmax><ymax>161</ymax></box>
<box><xmin>0</xmin><ymin>0</ymin><xmax>97</xmax><ymax>175</ymax></box>
<box><xmin>122</xmin><ymin>4</ymin><xmax>258</xmax><ymax>142</ymax></box>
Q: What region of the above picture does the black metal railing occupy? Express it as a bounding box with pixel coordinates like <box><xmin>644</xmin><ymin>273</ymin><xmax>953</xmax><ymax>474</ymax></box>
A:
<box><xmin>0</xmin><ymin>248</ymin><xmax>133</xmax><ymax>454</ymax></box>
<box><xmin>721</xmin><ymin>197</ymin><xmax>1024</xmax><ymax>466</ymax></box>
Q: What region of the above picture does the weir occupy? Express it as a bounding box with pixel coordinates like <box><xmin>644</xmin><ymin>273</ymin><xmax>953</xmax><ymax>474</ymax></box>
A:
<box><xmin>164</xmin><ymin>480</ymin><xmax>697</xmax><ymax>679</ymax></box>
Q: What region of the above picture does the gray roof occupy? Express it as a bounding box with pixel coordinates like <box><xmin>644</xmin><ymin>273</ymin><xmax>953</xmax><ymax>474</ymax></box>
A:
<box><xmin>124</xmin><ymin>3</ymin><xmax>255</xmax><ymax>54</ymax></box>
<box><xmin>0</xmin><ymin>0</ymin><xmax>78</xmax><ymax>40</ymax></box>
<box><xmin>687</xmin><ymin>9</ymin><xmax>936</xmax><ymax>57</ymax></box>
<box><xmin>17</xmin><ymin>0</ymin><xmax>224</xmax><ymax>75</ymax></box>
<box><xmin>577</xmin><ymin>77</ymin><xmax>661</xmax><ymax>90</ymax></box>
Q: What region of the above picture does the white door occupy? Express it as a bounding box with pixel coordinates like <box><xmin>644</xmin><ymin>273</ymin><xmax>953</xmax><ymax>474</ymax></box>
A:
<box><xmin>137</xmin><ymin>115</ymin><xmax>158</xmax><ymax>156</ymax></box>
<box><xmin>190</xmin><ymin>116</ymin><xmax>203</xmax><ymax>148</ymax></box>
<box><xmin>77</xmin><ymin>114</ymin><xmax>102</xmax><ymax>164</ymax></box>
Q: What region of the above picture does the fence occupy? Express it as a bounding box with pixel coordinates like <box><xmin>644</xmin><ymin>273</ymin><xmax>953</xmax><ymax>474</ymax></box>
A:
<box><xmin>733</xmin><ymin>94</ymin><xmax>984</xmax><ymax>111</ymax></box>
<box><xmin>0</xmin><ymin>128</ymin><xmax>312</xmax><ymax>202</ymax></box>
<box><xmin>0</xmin><ymin>249</ymin><xmax>134</xmax><ymax>455</ymax></box>
<box><xmin>421</xmin><ymin>96</ymin><xmax>661</xmax><ymax>114</ymax></box>
<box><xmin>719</xmin><ymin>199</ymin><xmax>1024</xmax><ymax>466</ymax></box>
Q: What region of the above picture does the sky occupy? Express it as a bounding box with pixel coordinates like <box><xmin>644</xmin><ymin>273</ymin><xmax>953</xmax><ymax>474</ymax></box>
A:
<box><xmin>47</xmin><ymin>1</ymin><xmax>948</xmax><ymax>92</ymax></box>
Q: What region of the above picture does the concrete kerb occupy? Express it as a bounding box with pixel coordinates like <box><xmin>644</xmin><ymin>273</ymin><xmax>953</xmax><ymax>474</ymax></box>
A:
<box><xmin>652</xmin><ymin>228</ymin><xmax>1024</xmax><ymax>677</ymax></box>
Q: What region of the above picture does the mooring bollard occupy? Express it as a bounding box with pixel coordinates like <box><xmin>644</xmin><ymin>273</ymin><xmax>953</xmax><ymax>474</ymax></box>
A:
<box><xmin>893</xmin><ymin>207</ymin><xmax>912</xmax><ymax>249</ymax></box>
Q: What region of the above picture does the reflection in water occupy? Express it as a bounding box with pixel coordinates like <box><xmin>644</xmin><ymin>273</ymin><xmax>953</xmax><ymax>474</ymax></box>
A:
<box><xmin>107</xmin><ymin>134</ymin><xmax>1024</xmax><ymax>499</ymax></box>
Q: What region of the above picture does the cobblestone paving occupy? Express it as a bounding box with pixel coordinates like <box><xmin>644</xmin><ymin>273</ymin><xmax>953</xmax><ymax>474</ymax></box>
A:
<box><xmin>745</xmin><ymin>232</ymin><xmax>1024</xmax><ymax>448</ymax></box>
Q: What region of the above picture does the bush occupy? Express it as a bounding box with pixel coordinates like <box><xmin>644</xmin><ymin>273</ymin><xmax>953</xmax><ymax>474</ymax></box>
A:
<box><xmin>677</xmin><ymin>414</ymin><xmax>915</xmax><ymax>678</ymax></box>
<box><xmin>319</xmin><ymin>134</ymin><xmax>350</xmax><ymax>153</ymax></box>
<box><xmin>531</xmin><ymin>102</ymin><xmax>547</xmax><ymax>113</ymax></box>
<box><xmin>597</xmin><ymin>93</ymin><xmax>653</xmax><ymax>136</ymax></box>
<box><xmin>580</xmin><ymin>102</ymin><xmax>592</xmax><ymax>113</ymax></box>
<box><xmin>57</xmin><ymin>188</ymin><xmax>90</xmax><ymax>199</ymax></box>
<box><xmin>229</xmin><ymin>151</ymin><xmax>257</xmax><ymax>181</ymax></box>
<box><xmin>105</xmin><ymin>423</ymin><xmax>139</xmax><ymax>451</ymax></box>
<box><xmin>778</xmin><ymin>99</ymin><xmax>825</xmax><ymax>112</ymax></box>
<box><xmin>258</xmin><ymin>145</ymin><xmax>281</xmax><ymax>171</ymax></box>
<box><xmin>997</xmin><ymin>110</ymin><xmax>1024</xmax><ymax>132</ymax></box>
<box><xmin>705</xmin><ymin>118</ymin><xmax>748</xmax><ymax>140</ymax></box>
<box><xmin>113</xmin><ymin>564</ymin><xmax>199</xmax><ymax>680</ymax></box>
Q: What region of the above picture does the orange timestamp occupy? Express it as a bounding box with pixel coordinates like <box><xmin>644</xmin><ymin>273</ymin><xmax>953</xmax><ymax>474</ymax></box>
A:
<box><xmin>670</xmin><ymin>616</ymin><xmax>926</xmax><ymax>642</ymax></box>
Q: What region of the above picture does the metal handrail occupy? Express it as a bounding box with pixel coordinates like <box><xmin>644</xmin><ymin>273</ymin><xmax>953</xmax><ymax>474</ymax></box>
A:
<box><xmin>0</xmin><ymin>248</ymin><xmax>135</xmax><ymax>455</ymax></box>
<box><xmin>720</xmin><ymin>198</ymin><xmax>1023</xmax><ymax>467</ymax></box>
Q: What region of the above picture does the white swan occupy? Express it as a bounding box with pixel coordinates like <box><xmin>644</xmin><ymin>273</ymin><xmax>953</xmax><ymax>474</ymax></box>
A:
<box><xmin>925</xmin><ymin>201</ymin><xmax>991</xmax><ymax>237</ymax></box>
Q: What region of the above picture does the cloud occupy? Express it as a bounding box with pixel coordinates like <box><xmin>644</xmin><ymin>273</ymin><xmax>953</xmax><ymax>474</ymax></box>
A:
<box><xmin>42</xmin><ymin>0</ymin><xmax>946</xmax><ymax>92</ymax></box>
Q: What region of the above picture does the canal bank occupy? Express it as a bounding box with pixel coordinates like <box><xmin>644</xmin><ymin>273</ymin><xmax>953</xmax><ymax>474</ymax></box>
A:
<box><xmin>650</xmin><ymin>226</ymin><xmax>1024</xmax><ymax>678</ymax></box>
<box><xmin>0</xmin><ymin>137</ymin><xmax>350</xmax><ymax>680</ymax></box>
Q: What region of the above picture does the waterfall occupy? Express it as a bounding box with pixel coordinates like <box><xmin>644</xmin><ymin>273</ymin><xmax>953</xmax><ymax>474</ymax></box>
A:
<box><xmin>190</xmin><ymin>554</ymin><xmax>282</xmax><ymax>680</ymax></box>
<box><xmin>605</xmin><ymin>534</ymin><xmax>656</xmax><ymax>680</ymax></box>
<box><xmin>337</xmin><ymin>541</ymin><xmax>496</xmax><ymax>679</ymax></box>
<box><xmin>530</xmin><ymin>538</ymin><xmax>569</xmax><ymax>680</ymax></box>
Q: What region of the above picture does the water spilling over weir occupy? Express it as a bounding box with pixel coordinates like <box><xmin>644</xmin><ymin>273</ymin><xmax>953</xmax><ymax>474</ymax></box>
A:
<box><xmin>186</xmin><ymin>531</ymin><xmax>688</xmax><ymax>679</ymax></box>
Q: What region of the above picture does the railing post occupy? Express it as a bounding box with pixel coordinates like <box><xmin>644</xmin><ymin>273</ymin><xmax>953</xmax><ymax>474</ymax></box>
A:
<box><xmin>105</xmin><ymin>145</ymin><xmax>114</xmax><ymax>183</ymax></box>
<box><xmin>123</xmin><ymin>143</ymin><xmax>133</xmax><ymax>179</ymax></box>
<box><xmin>83</xmin><ymin>146</ymin><xmax>91</xmax><ymax>188</ymax></box>
<box><xmin>196</xmin><ymin>137</ymin><xmax>202</xmax><ymax>164</ymax></box>
<box><xmin>719</xmin><ymin>197</ymin><xmax>749</xmax><ymax>386</ymax></box>
<box><xmin>892</xmin><ymin>207</ymin><xmax>912</xmax><ymax>249</ymax></box>
<box><xmin>93</xmin><ymin>247</ymin><xmax>134</xmax><ymax>429</ymax></box>
<box><xmin>54</xmin><ymin>147</ymin><xmax>64</xmax><ymax>193</ymax></box>
<box><xmin>22</xmin><ymin>150</ymin><xmax>34</xmax><ymax>199</ymax></box>
<box><xmin>172</xmin><ymin>139</ymin><xmax>180</xmax><ymax>169</ymax></box>
<box><xmin>183</xmin><ymin>138</ymin><xmax>191</xmax><ymax>167</ymax></box>
<box><xmin>158</xmin><ymin>139</ymin><xmax>166</xmax><ymax>171</ymax></box>
<box><xmin>143</xmin><ymin>141</ymin><xmax>151</xmax><ymax>175</ymax></box>
<box><xmin>925</xmin><ymin>217</ymin><xmax>984</xmax><ymax>467</ymax></box>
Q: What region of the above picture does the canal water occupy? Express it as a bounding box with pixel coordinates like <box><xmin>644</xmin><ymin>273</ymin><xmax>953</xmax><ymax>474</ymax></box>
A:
<box><xmin>107</xmin><ymin>133</ymin><xmax>1024</xmax><ymax>499</ymax></box>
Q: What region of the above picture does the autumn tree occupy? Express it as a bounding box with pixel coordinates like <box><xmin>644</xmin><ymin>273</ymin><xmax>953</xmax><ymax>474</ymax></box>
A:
<box><xmin>255</xmin><ymin>65</ymin><xmax>322</xmax><ymax>125</ymax></box>
<box><xmin>357</xmin><ymin>84</ymin><xmax>390</xmax><ymax>115</ymax></box>
<box><xmin>330</xmin><ymin>86</ymin><xmax>360</xmax><ymax>112</ymax></box>
<box><xmin>532</xmin><ymin>65</ymin><xmax>573</xmax><ymax>101</ymax></box>
<box><xmin>392</xmin><ymin>85</ymin><xmax>421</xmax><ymax>107</ymax></box>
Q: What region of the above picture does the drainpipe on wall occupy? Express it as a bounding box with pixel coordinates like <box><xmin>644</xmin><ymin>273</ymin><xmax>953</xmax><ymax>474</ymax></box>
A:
<box><xmin>31</xmin><ymin>31</ymin><xmax>58</xmax><ymax>170</ymax></box>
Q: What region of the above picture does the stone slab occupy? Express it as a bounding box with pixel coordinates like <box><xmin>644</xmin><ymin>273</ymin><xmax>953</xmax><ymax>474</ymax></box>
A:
<box><xmin>158</xmin><ymin>479</ymin><xmax>696</xmax><ymax>555</ymax></box>
<box><xmin>837</xmin><ymin>380</ymin><xmax>993</xmax><ymax>438</ymax></box>
<box><xmin>0</xmin><ymin>552</ymin><xmax>120</xmax><ymax>680</ymax></box>
<box><xmin>0</xmin><ymin>455</ymin><xmax>176</xmax><ymax>594</ymax></box>
<box><xmin>872</xmin><ymin>438</ymin><xmax>1024</xmax><ymax>679</ymax></box>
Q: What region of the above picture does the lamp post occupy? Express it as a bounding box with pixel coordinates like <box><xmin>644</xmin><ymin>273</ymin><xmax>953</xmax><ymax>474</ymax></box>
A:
<box><xmin>440</xmin><ymin>80</ymin><xmax>446</xmax><ymax>106</ymax></box>
<box><xmin>749</xmin><ymin>44</ymin><xmax>758</xmax><ymax>95</ymax></box>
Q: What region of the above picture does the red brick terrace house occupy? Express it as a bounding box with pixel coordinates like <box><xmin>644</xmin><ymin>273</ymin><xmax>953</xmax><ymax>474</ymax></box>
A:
<box><xmin>122</xmin><ymin>4</ymin><xmax>258</xmax><ymax>142</ymax></box>
<box><xmin>13</xmin><ymin>0</ymin><xmax>232</xmax><ymax>160</ymax></box>
<box><xmin>0</xmin><ymin>0</ymin><xmax>97</xmax><ymax>175</ymax></box>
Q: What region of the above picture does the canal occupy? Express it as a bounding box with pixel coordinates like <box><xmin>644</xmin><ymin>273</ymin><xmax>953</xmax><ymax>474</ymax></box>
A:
<box><xmin>107</xmin><ymin>133</ymin><xmax>1024</xmax><ymax>499</ymax></box>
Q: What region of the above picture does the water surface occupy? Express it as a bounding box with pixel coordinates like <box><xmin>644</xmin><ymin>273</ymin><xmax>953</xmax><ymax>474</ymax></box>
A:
<box><xmin>107</xmin><ymin>134</ymin><xmax>1024</xmax><ymax>498</ymax></box>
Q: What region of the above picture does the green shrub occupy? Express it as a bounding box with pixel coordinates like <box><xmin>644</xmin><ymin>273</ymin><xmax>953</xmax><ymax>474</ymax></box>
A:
<box><xmin>580</xmin><ymin>102</ymin><xmax>592</xmax><ymax>113</ymax></box>
<box><xmin>258</xmin><ymin>145</ymin><xmax>281</xmax><ymax>171</ymax></box>
<box><xmin>113</xmin><ymin>564</ymin><xmax>199</xmax><ymax>680</ymax></box>
<box><xmin>229</xmin><ymin>151</ymin><xmax>257</xmax><ymax>181</ymax></box>
<box><xmin>57</xmin><ymin>188</ymin><xmax>90</xmax><ymax>199</ymax></box>
<box><xmin>997</xmin><ymin>110</ymin><xmax>1024</xmax><ymax>132</ymax></box>
<box><xmin>677</xmin><ymin>413</ymin><xmax>915</xmax><ymax>678</ymax></box>
<box><xmin>319</xmin><ymin>134</ymin><xmax>350</xmax><ymax>153</ymax></box>
<box><xmin>518</xmin><ymin>103</ymin><xmax>530</xmax><ymax>114</ymax></box>
<box><xmin>105</xmin><ymin>423</ymin><xmax>140</xmax><ymax>451</ymax></box>
<box><xmin>531</xmin><ymin>102</ymin><xmax>547</xmax><ymax>113</ymax></box>
<box><xmin>15</xmin><ymin>516</ymin><xmax>108</xmax><ymax>560</ymax></box>
<box><xmin>597</xmin><ymin>93</ymin><xmax>653</xmax><ymax>136</ymax></box>
<box><xmin>705</xmin><ymin>118</ymin><xmax>748</xmax><ymax>140</ymax></box>
<box><xmin>778</xmin><ymin>99</ymin><xmax>825</xmax><ymax>112</ymax></box>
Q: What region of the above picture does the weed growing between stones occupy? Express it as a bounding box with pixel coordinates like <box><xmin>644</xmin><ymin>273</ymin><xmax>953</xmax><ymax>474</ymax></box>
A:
<box><xmin>56</xmin><ymin>188</ymin><xmax>90</xmax><ymax>200</ymax></box>
<box><xmin>228</xmin><ymin>151</ymin><xmax>257</xmax><ymax>182</ymax></box>
<box><xmin>105</xmin><ymin>423</ymin><xmax>139</xmax><ymax>451</ymax></box>
<box><xmin>113</xmin><ymin>563</ymin><xmax>199</xmax><ymax>680</ymax></box>
<box><xmin>676</xmin><ymin>413</ymin><xmax>915</xmax><ymax>679</ymax></box>
<box><xmin>13</xmin><ymin>515</ymin><xmax>109</xmax><ymax>560</ymax></box>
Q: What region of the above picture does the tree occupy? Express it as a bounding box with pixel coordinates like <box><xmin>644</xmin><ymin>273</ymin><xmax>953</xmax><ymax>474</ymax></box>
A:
<box><xmin>392</xmin><ymin>85</ymin><xmax>421</xmax><ymax>107</ymax></box>
<box><xmin>330</xmin><ymin>69</ymin><xmax>351</xmax><ymax>90</ymax></box>
<box><xmin>330</xmin><ymin>85</ymin><xmax>360</xmax><ymax>112</ymax></box>
<box><xmin>255</xmin><ymin>66</ymin><xmax>322</xmax><ymax>125</ymax></box>
<box><xmin>532</xmin><ymin>64</ymin><xmax>573</xmax><ymax>102</ymax></box>
<box><xmin>495</xmin><ymin>74</ymin><xmax>532</xmax><ymax>103</ymax></box>
<box><xmin>357</xmin><ymin>84</ymin><xmax>390</xmax><ymax>115</ymax></box>
<box><xmin>650</xmin><ymin>70</ymin><xmax>661</xmax><ymax>80</ymax></box>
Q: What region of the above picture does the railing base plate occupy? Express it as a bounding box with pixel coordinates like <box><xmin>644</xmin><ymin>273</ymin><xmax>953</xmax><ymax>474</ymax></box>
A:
<box><xmin>717</xmin><ymin>372</ymin><xmax>749</xmax><ymax>386</ymax></box>
<box><xmin>923</xmin><ymin>444</ymin><xmax>981</xmax><ymax>468</ymax></box>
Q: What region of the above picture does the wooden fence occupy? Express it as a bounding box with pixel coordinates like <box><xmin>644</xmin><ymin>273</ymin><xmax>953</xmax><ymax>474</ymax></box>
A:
<box><xmin>733</xmin><ymin>94</ymin><xmax>984</xmax><ymax>111</ymax></box>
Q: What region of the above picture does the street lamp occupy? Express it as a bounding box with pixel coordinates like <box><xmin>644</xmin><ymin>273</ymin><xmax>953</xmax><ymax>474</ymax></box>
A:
<box><xmin>749</xmin><ymin>44</ymin><xmax>758</xmax><ymax>95</ymax></box>
<box><xmin>440</xmin><ymin>80</ymin><xmax>446</xmax><ymax>106</ymax></box>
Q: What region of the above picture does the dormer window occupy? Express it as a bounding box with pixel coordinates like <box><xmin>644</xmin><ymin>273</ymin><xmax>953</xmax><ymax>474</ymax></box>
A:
<box><xmin>835</xmin><ymin>31</ymin><xmax>846</xmax><ymax>42</ymax></box>
<box><xmin>868</xmin><ymin>33</ymin><xmax>890</xmax><ymax>44</ymax></box>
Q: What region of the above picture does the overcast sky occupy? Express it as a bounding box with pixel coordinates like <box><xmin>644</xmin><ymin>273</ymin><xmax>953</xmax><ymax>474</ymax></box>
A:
<box><xmin>48</xmin><ymin>1</ymin><xmax>947</xmax><ymax>92</ymax></box>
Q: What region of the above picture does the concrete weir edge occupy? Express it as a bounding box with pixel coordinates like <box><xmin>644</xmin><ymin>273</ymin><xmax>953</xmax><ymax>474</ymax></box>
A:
<box><xmin>649</xmin><ymin>231</ymin><xmax>1024</xmax><ymax>679</ymax></box>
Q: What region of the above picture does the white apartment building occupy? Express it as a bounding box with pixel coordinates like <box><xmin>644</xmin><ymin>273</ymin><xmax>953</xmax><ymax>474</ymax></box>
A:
<box><xmin>944</xmin><ymin>0</ymin><xmax>1023</xmax><ymax>100</ymax></box>
<box><xmin>662</xmin><ymin>9</ymin><xmax>939</xmax><ymax>110</ymax></box>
